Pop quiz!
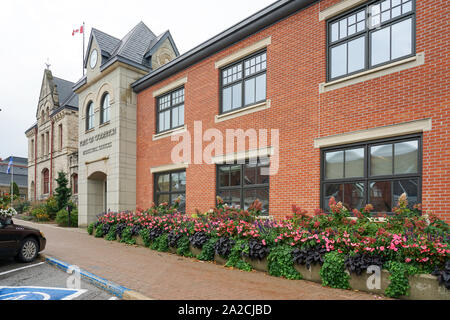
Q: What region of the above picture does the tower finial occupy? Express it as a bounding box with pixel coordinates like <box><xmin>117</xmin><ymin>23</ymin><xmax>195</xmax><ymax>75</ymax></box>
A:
<box><xmin>45</xmin><ymin>58</ymin><xmax>51</xmax><ymax>70</ymax></box>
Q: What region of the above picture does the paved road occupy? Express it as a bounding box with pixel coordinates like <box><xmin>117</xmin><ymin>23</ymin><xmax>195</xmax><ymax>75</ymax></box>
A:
<box><xmin>14</xmin><ymin>219</ymin><xmax>386</xmax><ymax>300</ymax></box>
<box><xmin>0</xmin><ymin>257</ymin><xmax>116</xmax><ymax>300</ymax></box>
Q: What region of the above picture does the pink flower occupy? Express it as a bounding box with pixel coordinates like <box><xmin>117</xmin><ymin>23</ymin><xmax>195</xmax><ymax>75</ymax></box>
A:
<box><xmin>405</xmin><ymin>258</ymin><xmax>412</xmax><ymax>263</ymax></box>
<box><xmin>379</xmin><ymin>246</ymin><xmax>385</xmax><ymax>251</ymax></box>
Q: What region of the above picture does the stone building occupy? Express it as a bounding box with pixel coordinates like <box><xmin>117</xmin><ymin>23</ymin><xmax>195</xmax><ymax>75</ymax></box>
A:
<box><xmin>25</xmin><ymin>69</ymin><xmax>79</xmax><ymax>203</ymax></box>
<box><xmin>73</xmin><ymin>22</ymin><xmax>179</xmax><ymax>226</ymax></box>
<box><xmin>0</xmin><ymin>156</ymin><xmax>28</xmax><ymax>200</ymax></box>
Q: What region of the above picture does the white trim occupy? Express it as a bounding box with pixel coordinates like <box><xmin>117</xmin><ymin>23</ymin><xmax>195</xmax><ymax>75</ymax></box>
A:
<box><xmin>150</xmin><ymin>163</ymin><xmax>189</xmax><ymax>174</ymax></box>
<box><xmin>320</xmin><ymin>53</ymin><xmax>425</xmax><ymax>93</ymax></box>
<box><xmin>212</xmin><ymin>147</ymin><xmax>274</xmax><ymax>164</ymax></box>
<box><xmin>215</xmin><ymin>100</ymin><xmax>271</xmax><ymax>123</ymax></box>
<box><xmin>215</xmin><ymin>37</ymin><xmax>272</xmax><ymax>69</ymax></box>
<box><xmin>153</xmin><ymin>77</ymin><xmax>188</xmax><ymax>98</ymax></box>
<box><xmin>319</xmin><ymin>0</ymin><xmax>368</xmax><ymax>21</ymax></box>
<box><xmin>314</xmin><ymin>118</ymin><xmax>432</xmax><ymax>149</ymax></box>
<box><xmin>152</xmin><ymin>125</ymin><xmax>187</xmax><ymax>141</ymax></box>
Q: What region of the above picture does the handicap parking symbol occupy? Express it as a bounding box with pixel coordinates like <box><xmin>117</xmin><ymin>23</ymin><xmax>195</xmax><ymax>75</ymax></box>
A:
<box><xmin>0</xmin><ymin>286</ymin><xmax>87</xmax><ymax>300</ymax></box>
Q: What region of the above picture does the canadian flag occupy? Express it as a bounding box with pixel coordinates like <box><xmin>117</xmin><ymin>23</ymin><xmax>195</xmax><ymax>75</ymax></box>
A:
<box><xmin>72</xmin><ymin>25</ymin><xmax>84</xmax><ymax>36</ymax></box>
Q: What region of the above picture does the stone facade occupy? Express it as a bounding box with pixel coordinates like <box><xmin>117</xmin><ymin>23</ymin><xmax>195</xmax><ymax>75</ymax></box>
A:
<box><xmin>25</xmin><ymin>69</ymin><xmax>79</xmax><ymax>203</ymax></box>
<box><xmin>75</xmin><ymin>23</ymin><xmax>178</xmax><ymax>227</ymax></box>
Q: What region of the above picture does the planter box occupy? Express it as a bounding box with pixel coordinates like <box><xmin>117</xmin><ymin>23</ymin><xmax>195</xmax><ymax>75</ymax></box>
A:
<box><xmin>347</xmin><ymin>269</ymin><xmax>390</xmax><ymax>296</ymax></box>
<box><xmin>243</xmin><ymin>257</ymin><xmax>269</xmax><ymax>272</ymax></box>
<box><xmin>406</xmin><ymin>273</ymin><xmax>450</xmax><ymax>300</ymax></box>
<box><xmin>132</xmin><ymin>235</ymin><xmax>146</xmax><ymax>247</ymax></box>
<box><xmin>214</xmin><ymin>254</ymin><xmax>228</xmax><ymax>266</ymax></box>
<box><xmin>189</xmin><ymin>245</ymin><xmax>202</xmax><ymax>257</ymax></box>
<box><xmin>169</xmin><ymin>247</ymin><xmax>177</xmax><ymax>254</ymax></box>
<box><xmin>294</xmin><ymin>264</ymin><xmax>322</xmax><ymax>284</ymax></box>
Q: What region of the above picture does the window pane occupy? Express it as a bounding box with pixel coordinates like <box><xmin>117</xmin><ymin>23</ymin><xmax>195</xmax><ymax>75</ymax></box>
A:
<box><xmin>256</xmin><ymin>189</ymin><xmax>270</xmax><ymax>214</ymax></box>
<box><xmin>371</xmin><ymin>144</ymin><xmax>393</xmax><ymax>176</ymax></box>
<box><xmin>339</xmin><ymin>19</ymin><xmax>347</xmax><ymax>38</ymax></box>
<box><xmin>331</xmin><ymin>22</ymin><xmax>339</xmax><ymax>42</ymax></box>
<box><xmin>371</xmin><ymin>26</ymin><xmax>390</xmax><ymax>66</ymax></box>
<box><xmin>230</xmin><ymin>165</ymin><xmax>241</xmax><ymax>186</ymax></box>
<box><xmin>392</xmin><ymin>0</ymin><xmax>401</xmax><ymax>6</ymax></box>
<box><xmin>255</xmin><ymin>73</ymin><xmax>266</xmax><ymax>102</ymax></box>
<box><xmin>370</xmin><ymin>181</ymin><xmax>392</xmax><ymax>212</ymax></box>
<box><xmin>402</xmin><ymin>1</ymin><xmax>412</xmax><ymax>13</ymax></box>
<box><xmin>223</xmin><ymin>87</ymin><xmax>232</xmax><ymax>112</ymax></box>
<box><xmin>172</xmin><ymin>107</ymin><xmax>179</xmax><ymax>128</ymax></box>
<box><xmin>157</xmin><ymin>174</ymin><xmax>170</xmax><ymax>192</ymax></box>
<box><xmin>232</xmin><ymin>83</ymin><xmax>242</xmax><ymax>110</ymax></box>
<box><xmin>163</xmin><ymin>110</ymin><xmax>170</xmax><ymax>131</ymax></box>
<box><xmin>348</xmin><ymin>36</ymin><xmax>365</xmax><ymax>73</ymax></box>
<box><xmin>324</xmin><ymin>184</ymin><xmax>343</xmax><ymax>210</ymax></box>
<box><xmin>392</xmin><ymin>6</ymin><xmax>401</xmax><ymax>18</ymax></box>
<box><xmin>394</xmin><ymin>140</ymin><xmax>418</xmax><ymax>174</ymax></box>
<box><xmin>171</xmin><ymin>172</ymin><xmax>186</xmax><ymax>192</ymax></box>
<box><xmin>393</xmin><ymin>179</ymin><xmax>418</xmax><ymax>208</ymax></box>
<box><xmin>257</xmin><ymin>164</ymin><xmax>270</xmax><ymax>185</ymax></box>
<box><xmin>230</xmin><ymin>190</ymin><xmax>241</xmax><ymax>209</ymax></box>
<box><xmin>381</xmin><ymin>0</ymin><xmax>390</xmax><ymax>11</ymax></box>
<box><xmin>157</xmin><ymin>194</ymin><xmax>169</xmax><ymax>205</ymax></box>
<box><xmin>344</xmin><ymin>183</ymin><xmax>365</xmax><ymax>210</ymax></box>
<box><xmin>244</xmin><ymin>78</ymin><xmax>255</xmax><ymax>105</ymax></box>
<box><xmin>171</xmin><ymin>194</ymin><xmax>186</xmax><ymax>212</ymax></box>
<box><xmin>244</xmin><ymin>165</ymin><xmax>256</xmax><ymax>185</ymax></box>
<box><xmin>357</xmin><ymin>21</ymin><xmax>365</xmax><ymax>32</ymax></box>
<box><xmin>357</xmin><ymin>10</ymin><xmax>366</xmax><ymax>22</ymax></box>
<box><xmin>219</xmin><ymin>166</ymin><xmax>230</xmax><ymax>187</ymax></box>
<box><xmin>218</xmin><ymin>190</ymin><xmax>230</xmax><ymax>203</ymax></box>
<box><xmin>345</xmin><ymin>148</ymin><xmax>364</xmax><ymax>178</ymax></box>
<box><xmin>330</xmin><ymin>43</ymin><xmax>347</xmax><ymax>78</ymax></box>
<box><xmin>244</xmin><ymin>189</ymin><xmax>256</xmax><ymax>210</ymax></box>
<box><xmin>392</xmin><ymin>18</ymin><xmax>412</xmax><ymax>60</ymax></box>
<box><xmin>325</xmin><ymin>151</ymin><xmax>344</xmax><ymax>179</ymax></box>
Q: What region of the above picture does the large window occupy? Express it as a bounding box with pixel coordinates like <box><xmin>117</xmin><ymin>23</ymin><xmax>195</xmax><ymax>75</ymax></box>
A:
<box><xmin>220</xmin><ymin>51</ymin><xmax>267</xmax><ymax>114</ymax></box>
<box><xmin>100</xmin><ymin>93</ymin><xmax>110</xmax><ymax>124</ymax></box>
<box><xmin>217</xmin><ymin>158</ymin><xmax>270</xmax><ymax>215</ymax></box>
<box><xmin>327</xmin><ymin>0</ymin><xmax>415</xmax><ymax>81</ymax></box>
<box><xmin>157</xmin><ymin>87</ymin><xmax>185</xmax><ymax>134</ymax></box>
<box><xmin>42</xmin><ymin>168</ymin><xmax>49</xmax><ymax>195</ymax></box>
<box><xmin>154</xmin><ymin>170</ymin><xmax>186</xmax><ymax>212</ymax></box>
<box><xmin>86</xmin><ymin>101</ymin><xmax>94</xmax><ymax>131</ymax></box>
<box><xmin>321</xmin><ymin>135</ymin><xmax>421</xmax><ymax>213</ymax></box>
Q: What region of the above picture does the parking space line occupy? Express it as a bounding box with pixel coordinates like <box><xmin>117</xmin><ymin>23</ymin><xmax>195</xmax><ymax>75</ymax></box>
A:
<box><xmin>0</xmin><ymin>262</ymin><xmax>45</xmax><ymax>277</ymax></box>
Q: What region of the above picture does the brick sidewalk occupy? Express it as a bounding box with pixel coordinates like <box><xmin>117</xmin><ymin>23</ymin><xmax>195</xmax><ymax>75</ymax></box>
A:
<box><xmin>17</xmin><ymin>219</ymin><xmax>386</xmax><ymax>300</ymax></box>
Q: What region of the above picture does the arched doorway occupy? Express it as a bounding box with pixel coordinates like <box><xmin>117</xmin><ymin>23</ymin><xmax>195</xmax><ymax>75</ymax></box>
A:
<box><xmin>87</xmin><ymin>171</ymin><xmax>107</xmax><ymax>222</ymax></box>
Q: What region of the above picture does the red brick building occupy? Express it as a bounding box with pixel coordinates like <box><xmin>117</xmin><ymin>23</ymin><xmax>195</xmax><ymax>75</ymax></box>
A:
<box><xmin>132</xmin><ymin>0</ymin><xmax>449</xmax><ymax>221</ymax></box>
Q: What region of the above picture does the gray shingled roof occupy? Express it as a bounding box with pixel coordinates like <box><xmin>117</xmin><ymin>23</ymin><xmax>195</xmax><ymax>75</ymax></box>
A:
<box><xmin>53</xmin><ymin>77</ymin><xmax>78</xmax><ymax>108</ymax></box>
<box><xmin>84</xmin><ymin>22</ymin><xmax>173</xmax><ymax>71</ymax></box>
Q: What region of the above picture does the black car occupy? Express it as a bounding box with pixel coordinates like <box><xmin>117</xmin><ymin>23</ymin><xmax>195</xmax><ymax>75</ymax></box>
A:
<box><xmin>0</xmin><ymin>218</ymin><xmax>46</xmax><ymax>262</ymax></box>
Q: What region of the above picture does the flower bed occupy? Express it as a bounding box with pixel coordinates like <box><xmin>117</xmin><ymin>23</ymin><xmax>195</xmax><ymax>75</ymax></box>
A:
<box><xmin>87</xmin><ymin>196</ymin><xmax>450</xmax><ymax>299</ymax></box>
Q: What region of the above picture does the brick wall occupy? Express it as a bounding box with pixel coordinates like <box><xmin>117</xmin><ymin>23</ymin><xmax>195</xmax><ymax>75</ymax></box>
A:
<box><xmin>136</xmin><ymin>0</ymin><xmax>449</xmax><ymax>222</ymax></box>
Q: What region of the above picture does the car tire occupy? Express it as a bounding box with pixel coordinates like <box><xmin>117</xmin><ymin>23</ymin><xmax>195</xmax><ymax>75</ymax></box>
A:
<box><xmin>17</xmin><ymin>238</ymin><xmax>39</xmax><ymax>263</ymax></box>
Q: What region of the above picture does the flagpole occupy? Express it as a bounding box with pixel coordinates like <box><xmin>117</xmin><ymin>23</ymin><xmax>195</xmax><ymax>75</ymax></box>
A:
<box><xmin>10</xmin><ymin>157</ymin><xmax>13</xmax><ymax>208</ymax></box>
<box><xmin>83</xmin><ymin>22</ymin><xmax>85</xmax><ymax>76</ymax></box>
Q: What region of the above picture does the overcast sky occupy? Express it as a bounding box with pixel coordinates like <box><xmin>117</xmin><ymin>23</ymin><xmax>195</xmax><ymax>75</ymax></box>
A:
<box><xmin>0</xmin><ymin>0</ymin><xmax>274</xmax><ymax>159</ymax></box>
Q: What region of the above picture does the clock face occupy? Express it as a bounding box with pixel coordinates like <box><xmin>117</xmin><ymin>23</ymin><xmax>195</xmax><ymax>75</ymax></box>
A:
<box><xmin>90</xmin><ymin>49</ymin><xmax>98</xmax><ymax>69</ymax></box>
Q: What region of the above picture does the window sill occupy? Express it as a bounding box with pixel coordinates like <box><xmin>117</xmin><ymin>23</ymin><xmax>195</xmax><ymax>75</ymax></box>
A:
<box><xmin>319</xmin><ymin>53</ymin><xmax>425</xmax><ymax>94</ymax></box>
<box><xmin>215</xmin><ymin>100</ymin><xmax>271</xmax><ymax>123</ymax></box>
<box><xmin>85</xmin><ymin>128</ymin><xmax>95</xmax><ymax>134</ymax></box>
<box><xmin>152</xmin><ymin>125</ymin><xmax>187</xmax><ymax>141</ymax></box>
<box><xmin>99</xmin><ymin>121</ymin><xmax>111</xmax><ymax>129</ymax></box>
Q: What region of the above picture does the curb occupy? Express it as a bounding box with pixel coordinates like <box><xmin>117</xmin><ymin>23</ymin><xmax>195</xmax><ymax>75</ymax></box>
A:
<box><xmin>43</xmin><ymin>255</ymin><xmax>153</xmax><ymax>300</ymax></box>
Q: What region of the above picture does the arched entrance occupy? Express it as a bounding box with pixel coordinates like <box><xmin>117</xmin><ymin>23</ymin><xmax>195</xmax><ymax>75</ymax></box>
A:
<box><xmin>87</xmin><ymin>171</ymin><xmax>108</xmax><ymax>221</ymax></box>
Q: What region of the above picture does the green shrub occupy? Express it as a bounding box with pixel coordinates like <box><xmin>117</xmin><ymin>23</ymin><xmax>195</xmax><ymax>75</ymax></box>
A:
<box><xmin>45</xmin><ymin>196</ymin><xmax>59</xmax><ymax>220</ymax></box>
<box><xmin>139</xmin><ymin>229</ymin><xmax>151</xmax><ymax>247</ymax></box>
<box><xmin>268</xmin><ymin>245</ymin><xmax>302</xmax><ymax>280</ymax></box>
<box><xmin>87</xmin><ymin>223</ymin><xmax>95</xmax><ymax>235</ymax></box>
<box><xmin>55</xmin><ymin>209</ymin><xmax>78</xmax><ymax>227</ymax></box>
<box><xmin>14</xmin><ymin>200</ymin><xmax>30</xmax><ymax>214</ymax></box>
<box><xmin>105</xmin><ymin>225</ymin><xmax>117</xmax><ymax>241</ymax></box>
<box><xmin>152</xmin><ymin>234</ymin><xmax>169</xmax><ymax>252</ymax></box>
<box><xmin>385</xmin><ymin>261</ymin><xmax>419</xmax><ymax>298</ymax></box>
<box><xmin>225</xmin><ymin>240</ymin><xmax>252</xmax><ymax>272</ymax></box>
<box><xmin>198</xmin><ymin>237</ymin><xmax>218</xmax><ymax>261</ymax></box>
<box><xmin>120</xmin><ymin>227</ymin><xmax>136</xmax><ymax>245</ymax></box>
<box><xmin>95</xmin><ymin>225</ymin><xmax>104</xmax><ymax>238</ymax></box>
<box><xmin>320</xmin><ymin>251</ymin><xmax>350</xmax><ymax>290</ymax></box>
<box><xmin>176</xmin><ymin>236</ymin><xmax>193</xmax><ymax>257</ymax></box>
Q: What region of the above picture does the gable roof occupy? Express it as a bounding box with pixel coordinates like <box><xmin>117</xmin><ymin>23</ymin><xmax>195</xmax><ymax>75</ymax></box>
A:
<box><xmin>53</xmin><ymin>77</ymin><xmax>78</xmax><ymax>108</ymax></box>
<box><xmin>81</xmin><ymin>22</ymin><xmax>178</xmax><ymax>76</ymax></box>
